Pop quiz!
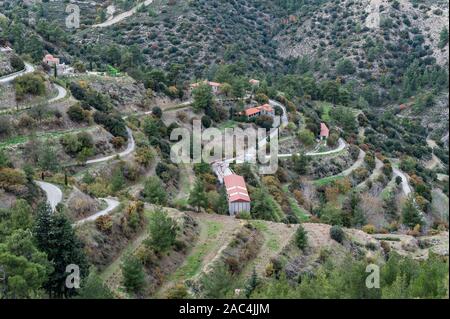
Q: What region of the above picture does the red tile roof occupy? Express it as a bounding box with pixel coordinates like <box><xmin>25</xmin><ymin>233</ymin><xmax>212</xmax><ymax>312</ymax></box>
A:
<box><xmin>245</xmin><ymin>107</ymin><xmax>261</xmax><ymax>116</ymax></box>
<box><xmin>224</xmin><ymin>174</ymin><xmax>250</xmax><ymax>203</ymax></box>
<box><xmin>320</xmin><ymin>123</ymin><xmax>329</xmax><ymax>137</ymax></box>
<box><xmin>244</xmin><ymin>104</ymin><xmax>273</xmax><ymax>116</ymax></box>
<box><xmin>208</xmin><ymin>81</ymin><xmax>222</xmax><ymax>87</ymax></box>
<box><xmin>190</xmin><ymin>80</ymin><xmax>222</xmax><ymax>88</ymax></box>
<box><xmin>43</xmin><ymin>54</ymin><xmax>59</xmax><ymax>63</ymax></box>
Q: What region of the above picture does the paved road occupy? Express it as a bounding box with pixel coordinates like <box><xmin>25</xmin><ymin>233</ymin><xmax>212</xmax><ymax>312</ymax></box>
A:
<box><xmin>73</xmin><ymin>197</ymin><xmax>120</xmax><ymax>226</ymax></box>
<box><xmin>393</xmin><ymin>167</ymin><xmax>412</xmax><ymax>196</ymax></box>
<box><xmin>340</xmin><ymin>148</ymin><xmax>366</xmax><ymax>177</ymax></box>
<box><xmin>268</xmin><ymin>99</ymin><xmax>289</xmax><ymax>128</ymax></box>
<box><xmin>213</xmin><ymin>99</ymin><xmax>289</xmax><ymax>182</ymax></box>
<box><xmin>93</xmin><ymin>0</ymin><xmax>154</xmax><ymax>28</ymax></box>
<box><xmin>48</xmin><ymin>83</ymin><xmax>67</xmax><ymax>103</ymax></box>
<box><xmin>356</xmin><ymin>157</ymin><xmax>383</xmax><ymax>188</ymax></box>
<box><xmin>36</xmin><ymin>181</ymin><xmax>63</xmax><ymax>211</ymax></box>
<box><xmin>86</xmin><ymin>127</ymin><xmax>135</xmax><ymax>164</ymax></box>
<box><xmin>0</xmin><ymin>62</ymin><xmax>35</xmax><ymax>84</ymax></box>
<box><xmin>277</xmin><ymin>138</ymin><xmax>347</xmax><ymax>158</ymax></box>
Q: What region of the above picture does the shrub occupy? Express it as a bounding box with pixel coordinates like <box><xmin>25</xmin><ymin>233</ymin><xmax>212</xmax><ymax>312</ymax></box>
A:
<box><xmin>330</xmin><ymin>225</ymin><xmax>345</xmax><ymax>243</ymax></box>
<box><xmin>166</xmin><ymin>283</ymin><xmax>189</xmax><ymax>299</ymax></box>
<box><xmin>237</xmin><ymin>211</ymin><xmax>251</xmax><ymax>220</ymax></box>
<box><xmin>152</xmin><ymin>106</ymin><xmax>162</xmax><ymax>118</ymax></box>
<box><xmin>201</xmin><ymin>115</ymin><xmax>212</xmax><ymax>128</ymax></box>
<box><xmin>362</xmin><ymin>224</ymin><xmax>376</xmax><ymax>234</ymax></box>
<box><xmin>10</xmin><ymin>54</ymin><xmax>24</xmax><ymax>71</ymax></box>
<box><xmin>14</xmin><ymin>73</ymin><xmax>46</xmax><ymax>99</ymax></box>
<box><xmin>95</xmin><ymin>215</ymin><xmax>113</xmax><ymax>233</ymax></box>
<box><xmin>67</xmin><ymin>104</ymin><xmax>87</xmax><ymax>122</ymax></box>
<box><xmin>142</xmin><ymin>176</ymin><xmax>167</xmax><ymax>205</ymax></box>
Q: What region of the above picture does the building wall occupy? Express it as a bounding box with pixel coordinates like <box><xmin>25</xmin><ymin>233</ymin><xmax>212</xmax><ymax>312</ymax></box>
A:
<box><xmin>229</xmin><ymin>201</ymin><xmax>251</xmax><ymax>216</ymax></box>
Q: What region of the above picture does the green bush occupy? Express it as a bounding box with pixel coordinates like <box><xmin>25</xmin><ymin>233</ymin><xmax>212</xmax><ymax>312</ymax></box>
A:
<box><xmin>330</xmin><ymin>225</ymin><xmax>345</xmax><ymax>243</ymax></box>
<box><xmin>14</xmin><ymin>73</ymin><xmax>46</xmax><ymax>99</ymax></box>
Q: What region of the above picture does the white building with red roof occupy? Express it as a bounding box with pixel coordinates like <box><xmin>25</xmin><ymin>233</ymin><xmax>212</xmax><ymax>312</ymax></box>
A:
<box><xmin>249</xmin><ymin>79</ymin><xmax>260</xmax><ymax>87</ymax></box>
<box><xmin>223</xmin><ymin>174</ymin><xmax>251</xmax><ymax>216</ymax></box>
<box><xmin>244</xmin><ymin>103</ymin><xmax>275</xmax><ymax>119</ymax></box>
<box><xmin>42</xmin><ymin>54</ymin><xmax>74</xmax><ymax>75</ymax></box>
<box><xmin>43</xmin><ymin>54</ymin><xmax>60</xmax><ymax>66</ymax></box>
<box><xmin>190</xmin><ymin>80</ymin><xmax>222</xmax><ymax>94</ymax></box>
<box><xmin>320</xmin><ymin>122</ymin><xmax>329</xmax><ymax>140</ymax></box>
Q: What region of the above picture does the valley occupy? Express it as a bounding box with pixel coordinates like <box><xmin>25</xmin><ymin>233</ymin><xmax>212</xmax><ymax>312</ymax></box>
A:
<box><xmin>0</xmin><ymin>0</ymin><xmax>448</xmax><ymax>301</ymax></box>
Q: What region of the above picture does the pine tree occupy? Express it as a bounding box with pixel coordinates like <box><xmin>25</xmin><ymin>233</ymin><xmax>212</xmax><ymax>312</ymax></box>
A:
<box><xmin>251</xmin><ymin>187</ymin><xmax>277</xmax><ymax>221</ymax></box>
<box><xmin>146</xmin><ymin>208</ymin><xmax>177</xmax><ymax>254</ymax></box>
<box><xmin>295</xmin><ymin>225</ymin><xmax>308</xmax><ymax>250</ymax></box>
<box><xmin>34</xmin><ymin>208</ymin><xmax>89</xmax><ymax>298</ymax></box>
<box><xmin>201</xmin><ymin>262</ymin><xmax>234</xmax><ymax>299</ymax></box>
<box><xmin>244</xmin><ymin>267</ymin><xmax>259</xmax><ymax>298</ymax></box>
<box><xmin>33</xmin><ymin>202</ymin><xmax>53</xmax><ymax>250</ymax></box>
<box><xmin>216</xmin><ymin>187</ymin><xmax>229</xmax><ymax>215</ymax></box>
<box><xmin>188</xmin><ymin>178</ymin><xmax>208</xmax><ymax>212</ymax></box>
<box><xmin>121</xmin><ymin>254</ymin><xmax>145</xmax><ymax>294</ymax></box>
<box><xmin>110</xmin><ymin>168</ymin><xmax>125</xmax><ymax>192</ymax></box>
<box><xmin>402</xmin><ymin>197</ymin><xmax>423</xmax><ymax>229</ymax></box>
<box><xmin>77</xmin><ymin>269</ymin><xmax>113</xmax><ymax>299</ymax></box>
<box><xmin>142</xmin><ymin>176</ymin><xmax>167</xmax><ymax>205</ymax></box>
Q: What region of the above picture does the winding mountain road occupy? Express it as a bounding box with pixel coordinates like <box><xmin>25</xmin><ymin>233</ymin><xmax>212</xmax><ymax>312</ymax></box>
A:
<box><xmin>36</xmin><ymin>181</ymin><xmax>63</xmax><ymax>211</ymax></box>
<box><xmin>0</xmin><ymin>62</ymin><xmax>35</xmax><ymax>84</ymax></box>
<box><xmin>392</xmin><ymin>167</ymin><xmax>413</xmax><ymax>196</ymax></box>
<box><xmin>48</xmin><ymin>83</ymin><xmax>67</xmax><ymax>103</ymax></box>
<box><xmin>356</xmin><ymin>157</ymin><xmax>383</xmax><ymax>188</ymax></box>
<box><xmin>36</xmin><ymin>180</ymin><xmax>119</xmax><ymax>225</ymax></box>
<box><xmin>73</xmin><ymin>197</ymin><xmax>120</xmax><ymax>226</ymax></box>
<box><xmin>85</xmin><ymin>127</ymin><xmax>135</xmax><ymax>164</ymax></box>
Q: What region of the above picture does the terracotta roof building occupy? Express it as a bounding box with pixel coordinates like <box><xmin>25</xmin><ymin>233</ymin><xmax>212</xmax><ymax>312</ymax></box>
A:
<box><xmin>320</xmin><ymin>123</ymin><xmax>329</xmax><ymax>139</ymax></box>
<box><xmin>43</xmin><ymin>54</ymin><xmax>60</xmax><ymax>66</ymax></box>
<box><xmin>190</xmin><ymin>80</ymin><xmax>222</xmax><ymax>94</ymax></box>
<box><xmin>244</xmin><ymin>103</ymin><xmax>275</xmax><ymax>119</ymax></box>
<box><xmin>223</xmin><ymin>174</ymin><xmax>251</xmax><ymax>216</ymax></box>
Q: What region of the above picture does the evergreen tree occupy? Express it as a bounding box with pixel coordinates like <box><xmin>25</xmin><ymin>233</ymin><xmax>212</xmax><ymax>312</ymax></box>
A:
<box><xmin>295</xmin><ymin>225</ymin><xmax>308</xmax><ymax>250</ymax></box>
<box><xmin>251</xmin><ymin>187</ymin><xmax>278</xmax><ymax>221</ymax></box>
<box><xmin>77</xmin><ymin>269</ymin><xmax>113</xmax><ymax>299</ymax></box>
<box><xmin>192</xmin><ymin>83</ymin><xmax>214</xmax><ymax>112</ymax></box>
<box><xmin>189</xmin><ymin>179</ymin><xmax>208</xmax><ymax>212</ymax></box>
<box><xmin>292</xmin><ymin>153</ymin><xmax>309</xmax><ymax>175</ymax></box>
<box><xmin>110</xmin><ymin>168</ymin><xmax>125</xmax><ymax>192</ymax></box>
<box><xmin>244</xmin><ymin>267</ymin><xmax>259</xmax><ymax>298</ymax></box>
<box><xmin>142</xmin><ymin>176</ymin><xmax>167</xmax><ymax>205</ymax></box>
<box><xmin>121</xmin><ymin>254</ymin><xmax>145</xmax><ymax>294</ymax></box>
<box><xmin>34</xmin><ymin>207</ymin><xmax>89</xmax><ymax>298</ymax></box>
<box><xmin>146</xmin><ymin>208</ymin><xmax>177</xmax><ymax>254</ymax></box>
<box><xmin>0</xmin><ymin>229</ymin><xmax>52</xmax><ymax>299</ymax></box>
<box><xmin>216</xmin><ymin>187</ymin><xmax>229</xmax><ymax>215</ymax></box>
<box><xmin>401</xmin><ymin>197</ymin><xmax>423</xmax><ymax>228</ymax></box>
<box><xmin>11</xmin><ymin>199</ymin><xmax>33</xmax><ymax>231</ymax></box>
<box><xmin>201</xmin><ymin>262</ymin><xmax>234</xmax><ymax>299</ymax></box>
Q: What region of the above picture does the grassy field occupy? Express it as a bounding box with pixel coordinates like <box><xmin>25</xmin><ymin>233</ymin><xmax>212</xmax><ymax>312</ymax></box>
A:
<box><xmin>170</xmin><ymin>219</ymin><xmax>223</xmax><ymax>281</ymax></box>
